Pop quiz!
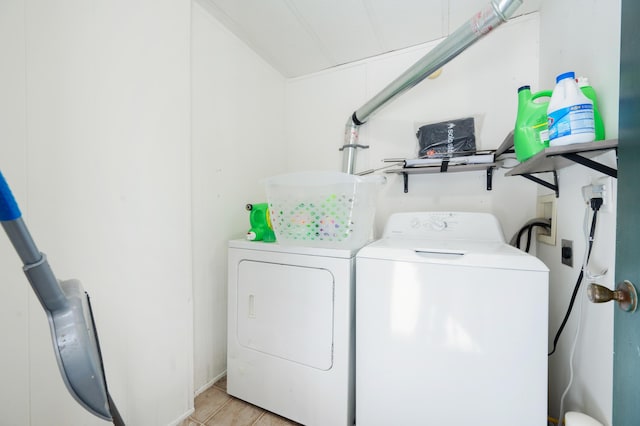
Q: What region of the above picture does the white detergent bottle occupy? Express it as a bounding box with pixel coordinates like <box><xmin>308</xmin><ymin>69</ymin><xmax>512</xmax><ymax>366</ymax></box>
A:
<box><xmin>547</xmin><ymin>71</ymin><xmax>596</xmax><ymax>146</ymax></box>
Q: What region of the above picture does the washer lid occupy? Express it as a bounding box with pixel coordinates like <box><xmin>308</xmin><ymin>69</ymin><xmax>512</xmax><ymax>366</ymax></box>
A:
<box><xmin>357</xmin><ymin>238</ymin><xmax>549</xmax><ymax>272</ymax></box>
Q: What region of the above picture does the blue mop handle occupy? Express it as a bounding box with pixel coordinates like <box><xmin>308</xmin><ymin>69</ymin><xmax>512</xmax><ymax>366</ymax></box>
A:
<box><xmin>0</xmin><ymin>169</ymin><xmax>68</xmax><ymax>312</ymax></box>
<box><xmin>0</xmin><ymin>170</ymin><xmax>22</xmax><ymax>221</ymax></box>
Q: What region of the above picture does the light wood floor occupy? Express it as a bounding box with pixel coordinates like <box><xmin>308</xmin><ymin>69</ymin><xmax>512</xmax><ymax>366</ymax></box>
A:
<box><xmin>180</xmin><ymin>376</ymin><xmax>301</xmax><ymax>426</ymax></box>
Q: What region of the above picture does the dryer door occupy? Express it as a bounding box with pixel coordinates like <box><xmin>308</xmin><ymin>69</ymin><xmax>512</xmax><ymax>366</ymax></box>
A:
<box><xmin>236</xmin><ymin>260</ymin><xmax>334</xmax><ymax>370</ymax></box>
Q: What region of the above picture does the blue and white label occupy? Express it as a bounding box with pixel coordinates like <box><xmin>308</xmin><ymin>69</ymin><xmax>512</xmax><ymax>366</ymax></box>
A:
<box><xmin>548</xmin><ymin>103</ymin><xmax>595</xmax><ymax>140</ymax></box>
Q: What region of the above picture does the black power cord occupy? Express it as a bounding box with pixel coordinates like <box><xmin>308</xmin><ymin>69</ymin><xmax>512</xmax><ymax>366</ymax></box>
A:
<box><xmin>548</xmin><ymin>197</ymin><xmax>603</xmax><ymax>357</ymax></box>
<box><xmin>512</xmin><ymin>220</ymin><xmax>552</xmax><ymax>252</ymax></box>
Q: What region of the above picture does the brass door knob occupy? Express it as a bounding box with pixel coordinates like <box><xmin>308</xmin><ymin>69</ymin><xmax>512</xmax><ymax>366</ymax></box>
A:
<box><xmin>587</xmin><ymin>280</ymin><xmax>637</xmax><ymax>313</ymax></box>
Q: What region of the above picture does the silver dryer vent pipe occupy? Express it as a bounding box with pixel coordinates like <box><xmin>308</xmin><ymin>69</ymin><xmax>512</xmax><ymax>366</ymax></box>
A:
<box><xmin>341</xmin><ymin>0</ymin><xmax>523</xmax><ymax>174</ymax></box>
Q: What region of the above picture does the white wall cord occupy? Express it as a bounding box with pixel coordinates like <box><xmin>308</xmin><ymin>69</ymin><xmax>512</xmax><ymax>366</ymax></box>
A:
<box><xmin>557</xmin><ymin>202</ymin><xmax>604</xmax><ymax>425</ymax></box>
<box><xmin>557</xmin><ymin>276</ymin><xmax>586</xmax><ymax>425</ymax></box>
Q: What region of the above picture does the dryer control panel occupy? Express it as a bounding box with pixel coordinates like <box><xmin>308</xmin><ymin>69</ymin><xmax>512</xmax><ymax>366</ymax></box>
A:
<box><xmin>382</xmin><ymin>211</ymin><xmax>505</xmax><ymax>242</ymax></box>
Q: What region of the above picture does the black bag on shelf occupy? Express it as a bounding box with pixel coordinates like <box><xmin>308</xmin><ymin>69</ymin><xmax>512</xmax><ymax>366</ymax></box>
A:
<box><xmin>416</xmin><ymin>117</ymin><xmax>476</xmax><ymax>158</ymax></box>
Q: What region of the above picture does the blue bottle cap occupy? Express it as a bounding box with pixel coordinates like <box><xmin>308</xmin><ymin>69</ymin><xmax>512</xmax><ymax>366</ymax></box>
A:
<box><xmin>556</xmin><ymin>71</ymin><xmax>575</xmax><ymax>83</ymax></box>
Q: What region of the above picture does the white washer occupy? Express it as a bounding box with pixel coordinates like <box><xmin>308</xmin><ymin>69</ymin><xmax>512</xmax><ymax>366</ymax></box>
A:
<box><xmin>356</xmin><ymin>212</ymin><xmax>549</xmax><ymax>426</ymax></box>
<box><xmin>227</xmin><ymin>239</ymin><xmax>355</xmax><ymax>426</ymax></box>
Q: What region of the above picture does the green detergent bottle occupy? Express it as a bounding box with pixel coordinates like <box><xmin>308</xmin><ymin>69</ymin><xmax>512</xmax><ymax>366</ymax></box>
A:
<box><xmin>577</xmin><ymin>76</ymin><xmax>605</xmax><ymax>141</ymax></box>
<box><xmin>245</xmin><ymin>203</ymin><xmax>276</xmax><ymax>242</ymax></box>
<box><xmin>514</xmin><ymin>85</ymin><xmax>553</xmax><ymax>162</ymax></box>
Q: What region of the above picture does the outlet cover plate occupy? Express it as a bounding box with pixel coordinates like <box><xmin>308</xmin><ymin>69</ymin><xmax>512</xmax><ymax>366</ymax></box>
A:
<box><xmin>594</xmin><ymin>176</ymin><xmax>613</xmax><ymax>213</ymax></box>
<box><xmin>537</xmin><ymin>194</ymin><xmax>557</xmax><ymax>246</ymax></box>
<box><xmin>561</xmin><ymin>239</ymin><xmax>573</xmax><ymax>267</ymax></box>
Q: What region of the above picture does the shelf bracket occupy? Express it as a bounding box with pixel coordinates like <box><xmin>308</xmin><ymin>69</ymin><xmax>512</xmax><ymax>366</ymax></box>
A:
<box><xmin>521</xmin><ymin>170</ymin><xmax>559</xmax><ymax>198</ymax></box>
<box><xmin>559</xmin><ymin>152</ymin><xmax>618</xmax><ymax>178</ymax></box>
<box><xmin>400</xmin><ymin>166</ymin><xmax>495</xmax><ymax>194</ymax></box>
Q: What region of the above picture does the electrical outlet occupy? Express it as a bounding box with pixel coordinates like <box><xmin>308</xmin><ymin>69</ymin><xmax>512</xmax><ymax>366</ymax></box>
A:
<box><xmin>582</xmin><ymin>176</ymin><xmax>613</xmax><ymax>212</ymax></box>
<box><xmin>581</xmin><ymin>183</ymin><xmax>604</xmax><ymax>203</ymax></box>
<box><xmin>595</xmin><ymin>176</ymin><xmax>613</xmax><ymax>212</ymax></box>
<box><xmin>536</xmin><ymin>194</ymin><xmax>557</xmax><ymax>246</ymax></box>
<box><xmin>561</xmin><ymin>239</ymin><xmax>573</xmax><ymax>267</ymax></box>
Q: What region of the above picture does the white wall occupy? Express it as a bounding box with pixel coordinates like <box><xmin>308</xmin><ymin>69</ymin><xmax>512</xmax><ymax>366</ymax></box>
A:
<box><xmin>284</xmin><ymin>14</ymin><xmax>541</xmax><ymax>240</ymax></box>
<box><xmin>0</xmin><ymin>1</ymin><xmax>193</xmax><ymax>425</ymax></box>
<box><xmin>190</xmin><ymin>1</ymin><xmax>286</xmax><ymax>394</ymax></box>
<box><xmin>0</xmin><ymin>1</ymin><xmax>29</xmax><ymax>424</ymax></box>
<box><xmin>539</xmin><ymin>0</ymin><xmax>621</xmax><ymax>424</ymax></box>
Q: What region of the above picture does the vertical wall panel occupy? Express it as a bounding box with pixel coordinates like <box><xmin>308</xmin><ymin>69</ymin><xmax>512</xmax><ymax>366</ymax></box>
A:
<box><xmin>0</xmin><ymin>0</ymin><xmax>195</xmax><ymax>424</ymax></box>
<box><xmin>538</xmin><ymin>0</ymin><xmax>621</xmax><ymax>424</ymax></box>
<box><xmin>0</xmin><ymin>0</ymin><xmax>30</xmax><ymax>422</ymax></box>
<box><xmin>191</xmin><ymin>0</ymin><xmax>286</xmax><ymax>393</ymax></box>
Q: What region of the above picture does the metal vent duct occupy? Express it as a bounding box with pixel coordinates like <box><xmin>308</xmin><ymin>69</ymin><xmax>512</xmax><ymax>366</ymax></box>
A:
<box><xmin>341</xmin><ymin>0</ymin><xmax>523</xmax><ymax>174</ymax></box>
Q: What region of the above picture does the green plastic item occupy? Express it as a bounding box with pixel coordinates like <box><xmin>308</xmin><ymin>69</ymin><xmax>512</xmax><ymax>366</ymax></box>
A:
<box><xmin>578</xmin><ymin>77</ymin><xmax>605</xmax><ymax>141</ymax></box>
<box><xmin>514</xmin><ymin>85</ymin><xmax>553</xmax><ymax>162</ymax></box>
<box><xmin>246</xmin><ymin>203</ymin><xmax>276</xmax><ymax>242</ymax></box>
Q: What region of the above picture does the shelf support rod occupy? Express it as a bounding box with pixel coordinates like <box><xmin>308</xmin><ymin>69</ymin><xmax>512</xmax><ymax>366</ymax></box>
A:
<box><xmin>559</xmin><ymin>152</ymin><xmax>618</xmax><ymax>178</ymax></box>
<box><xmin>521</xmin><ymin>171</ymin><xmax>559</xmax><ymax>198</ymax></box>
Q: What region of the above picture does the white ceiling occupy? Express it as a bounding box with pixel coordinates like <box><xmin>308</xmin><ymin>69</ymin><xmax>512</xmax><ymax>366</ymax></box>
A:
<box><xmin>197</xmin><ymin>0</ymin><xmax>540</xmax><ymax>78</ymax></box>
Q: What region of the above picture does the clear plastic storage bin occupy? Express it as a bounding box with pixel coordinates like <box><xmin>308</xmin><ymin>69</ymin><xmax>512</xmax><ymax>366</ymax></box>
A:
<box><xmin>265</xmin><ymin>171</ymin><xmax>384</xmax><ymax>249</ymax></box>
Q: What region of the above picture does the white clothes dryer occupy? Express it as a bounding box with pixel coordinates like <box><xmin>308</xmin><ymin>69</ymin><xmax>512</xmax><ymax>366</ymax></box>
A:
<box><xmin>355</xmin><ymin>212</ymin><xmax>549</xmax><ymax>426</ymax></box>
<box><xmin>227</xmin><ymin>239</ymin><xmax>356</xmax><ymax>426</ymax></box>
